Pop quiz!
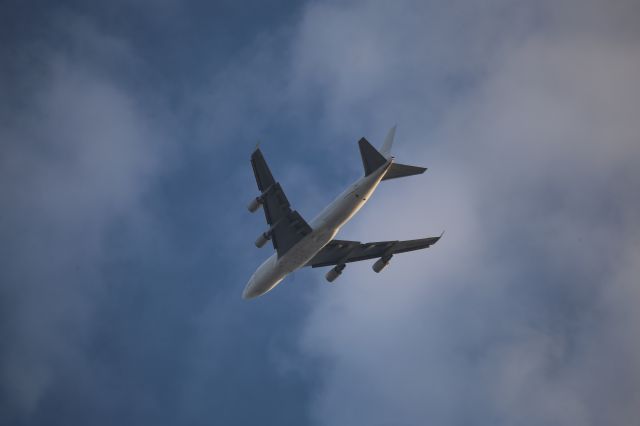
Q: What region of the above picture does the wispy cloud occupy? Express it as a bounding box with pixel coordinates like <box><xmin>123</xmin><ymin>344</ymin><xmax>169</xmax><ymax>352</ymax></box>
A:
<box><xmin>0</xmin><ymin>17</ymin><xmax>170</xmax><ymax>415</ymax></box>
<box><xmin>293</xmin><ymin>0</ymin><xmax>640</xmax><ymax>424</ymax></box>
<box><xmin>2</xmin><ymin>1</ymin><xmax>638</xmax><ymax>424</ymax></box>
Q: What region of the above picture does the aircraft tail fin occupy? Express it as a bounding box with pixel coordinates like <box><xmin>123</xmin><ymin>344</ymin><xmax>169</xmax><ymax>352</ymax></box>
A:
<box><xmin>358</xmin><ymin>126</ymin><xmax>427</xmax><ymax>179</ymax></box>
<box><xmin>358</xmin><ymin>137</ymin><xmax>387</xmax><ymax>176</ymax></box>
<box><xmin>380</xmin><ymin>125</ymin><xmax>396</xmax><ymax>157</ymax></box>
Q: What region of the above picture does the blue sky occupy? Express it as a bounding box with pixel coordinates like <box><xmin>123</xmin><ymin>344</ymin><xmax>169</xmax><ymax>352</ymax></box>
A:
<box><xmin>2</xmin><ymin>0</ymin><xmax>640</xmax><ymax>425</ymax></box>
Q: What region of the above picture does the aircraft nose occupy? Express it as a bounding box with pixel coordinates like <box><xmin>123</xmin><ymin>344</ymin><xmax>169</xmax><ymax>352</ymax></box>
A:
<box><xmin>242</xmin><ymin>287</ymin><xmax>260</xmax><ymax>300</ymax></box>
<box><xmin>242</xmin><ymin>287</ymin><xmax>254</xmax><ymax>300</ymax></box>
<box><xmin>242</xmin><ymin>277</ymin><xmax>259</xmax><ymax>300</ymax></box>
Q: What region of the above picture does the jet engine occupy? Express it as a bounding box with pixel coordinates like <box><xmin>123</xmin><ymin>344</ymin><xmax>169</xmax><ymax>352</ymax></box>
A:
<box><xmin>372</xmin><ymin>255</ymin><xmax>393</xmax><ymax>273</ymax></box>
<box><xmin>255</xmin><ymin>231</ymin><xmax>272</xmax><ymax>248</ymax></box>
<box><xmin>249</xmin><ymin>186</ymin><xmax>275</xmax><ymax>213</ymax></box>
<box><xmin>325</xmin><ymin>264</ymin><xmax>346</xmax><ymax>283</ymax></box>
<box><xmin>247</xmin><ymin>196</ymin><xmax>262</xmax><ymax>213</ymax></box>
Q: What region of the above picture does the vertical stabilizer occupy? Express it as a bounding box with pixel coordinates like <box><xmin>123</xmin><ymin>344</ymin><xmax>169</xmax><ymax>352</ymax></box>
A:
<box><xmin>380</xmin><ymin>125</ymin><xmax>396</xmax><ymax>157</ymax></box>
<box><xmin>358</xmin><ymin>138</ymin><xmax>387</xmax><ymax>176</ymax></box>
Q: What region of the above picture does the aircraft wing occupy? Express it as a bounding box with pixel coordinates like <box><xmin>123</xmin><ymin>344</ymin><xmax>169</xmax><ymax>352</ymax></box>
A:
<box><xmin>251</xmin><ymin>148</ymin><xmax>312</xmax><ymax>256</ymax></box>
<box><xmin>306</xmin><ymin>236</ymin><xmax>441</xmax><ymax>268</ymax></box>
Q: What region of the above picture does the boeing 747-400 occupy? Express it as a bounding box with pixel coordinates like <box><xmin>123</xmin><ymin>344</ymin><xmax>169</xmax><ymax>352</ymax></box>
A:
<box><xmin>243</xmin><ymin>127</ymin><xmax>441</xmax><ymax>299</ymax></box>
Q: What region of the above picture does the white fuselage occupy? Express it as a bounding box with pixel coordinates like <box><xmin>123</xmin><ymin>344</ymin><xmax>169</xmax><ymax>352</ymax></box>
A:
<box><xmin>242</xmin><ymin>159</ymin><xmax>393</xmax><ymax>299</ymax></box>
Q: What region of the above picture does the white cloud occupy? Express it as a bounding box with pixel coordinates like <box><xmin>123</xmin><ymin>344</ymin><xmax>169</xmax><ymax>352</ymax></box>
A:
<box><xmin>293</xmin><ymin>1</ymin><xmax>640</xmax><ymax>425</ymax></box>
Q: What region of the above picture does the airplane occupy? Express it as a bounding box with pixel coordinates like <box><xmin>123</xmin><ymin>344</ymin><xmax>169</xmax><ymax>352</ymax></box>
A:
<box><xmin>243</xmin><ymin>126</ymin><xmax>441</xmax><ymax>299</ymax></box>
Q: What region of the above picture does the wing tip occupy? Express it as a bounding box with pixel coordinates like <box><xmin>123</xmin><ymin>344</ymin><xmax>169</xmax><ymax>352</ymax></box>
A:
<box><xmin>432</xmin><ymin>231</ymin><xmax>444</xmax><ymax>244</ymax></box>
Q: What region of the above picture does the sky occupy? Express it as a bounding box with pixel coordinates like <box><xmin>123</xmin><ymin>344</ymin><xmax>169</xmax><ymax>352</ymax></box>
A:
<box><xmin>1</xmin><ymin>0</ymin><xmax>639</xmax><ymax>425</ymax></box>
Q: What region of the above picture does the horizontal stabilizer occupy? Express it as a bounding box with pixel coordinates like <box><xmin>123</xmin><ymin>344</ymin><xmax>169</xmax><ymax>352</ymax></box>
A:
<box><xmin>382</xmin><ymin>163</ymin><xmax>427</xmax><ymax>180</ymax></box>
<box><xmin>358</xmin><ymin>138</ymin><xmax>387</xmax><ymax>176</ymax></box>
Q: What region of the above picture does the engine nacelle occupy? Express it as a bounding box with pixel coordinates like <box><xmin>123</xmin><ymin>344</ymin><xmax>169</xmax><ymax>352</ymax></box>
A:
<box><xmin>248</xmin><ymin>196</ymin><xmax>262</xmax><ymax>213</ymax></box>
<box><xmin>255</xmin><ymin>231</ymin><xmax>271</xmax><ymax>248</ymax></box>
<box><xmin>372</xmin><ymin>255</ymin><xmax>393</xmax><ymax>273</ymax></box>
<box><xmin>249</xmin><ymin>186</ymin><xmax>275</xmax><ymax>213</ymax></box>
<box><xmin>325</xmin><ymin>264</ymin><xmax>346</xmax><ymax>283</ymax></box>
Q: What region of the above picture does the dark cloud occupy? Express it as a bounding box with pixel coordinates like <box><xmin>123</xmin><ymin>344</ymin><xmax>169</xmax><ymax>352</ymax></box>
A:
<box><xmin>0</xmin><ymin>18</ymin><xmax>168</xmax><ymax>419</ymax></box>
<box><xmin>1</xmin><ymin>2</ymin><xmax>316</xmax><ymax>425</ymax></box>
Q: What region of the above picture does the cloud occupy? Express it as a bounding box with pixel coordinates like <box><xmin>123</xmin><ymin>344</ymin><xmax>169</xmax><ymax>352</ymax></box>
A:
<box><xmin>2</xmin><ymin>1</ymin><xmax>638</xmax><ymax>424</ymax></box>
<box><xmin>292</xmin><ymin>0</ymin><xmax>640</xmax><ymax>425</ymax></box>
<box><xmin>1</xmin><ymin>6</ymin><xmax>321</xmax><ymax>424</ymax></box>
<box><xmin>0</xmin><ymin>18</ymin><xmax>169</xmax><ymax>415</ymax></box>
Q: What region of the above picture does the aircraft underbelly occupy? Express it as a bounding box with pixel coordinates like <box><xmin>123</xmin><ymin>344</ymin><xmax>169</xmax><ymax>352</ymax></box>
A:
<box><xmin>243</xmin><ymin>227</ymin><xmax>337</xmax><ymax>298</ymax></box>
<box><xmin>280</xmin><ymin>228</ymin><xmax>336</xmax><ymax>270</ymax></box>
